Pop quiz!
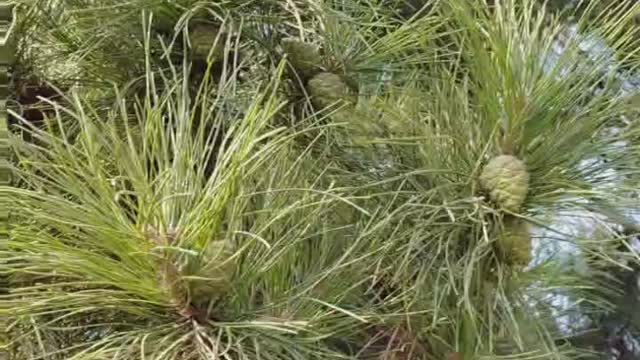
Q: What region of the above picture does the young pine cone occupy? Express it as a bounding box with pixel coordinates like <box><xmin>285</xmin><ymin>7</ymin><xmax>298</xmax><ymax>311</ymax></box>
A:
<box><xmin>150</xmin><ymin>3</ymin><xmax>182</xmax><ymax>35</ymax></box>
<box><xmin>188</xmin><ymin>240</ymin><xmax>235</xmax><ymax>304</ymax></box>
<box><xmin>497</xmin><ymin>217</ymin><xmax>532</xmax><ymax>267</ymax></box>
<box><xmin>281</xmin><ymin>38</ymin><xmax>322</xmax><ymax>77</ymax></box>
<box><xmin>307</xmin><ymin>72</ymin><xmax>355</xmax><ymax>109</ymax></box>
<box><xmin>479</xmin><ymin>155</ymin><xmax>529</xmax><ymax>212</ymax></box>
<box><xmin>189</xmin><ymin>23</ymin><xmax>226</xmax><ymax>62</ymax></box>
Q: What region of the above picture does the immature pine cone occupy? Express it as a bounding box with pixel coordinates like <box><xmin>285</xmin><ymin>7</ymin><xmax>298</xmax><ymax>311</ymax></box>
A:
<box><xmin>497</xmin><ymin>217</ymin><xmax>532</xmax><ymax>267</ymax></box>
<box><xmin>281</xmin><ymin>38</ymin><xmax>321</xmax><ymax>77</ymax></box>
<box><xmin>307</xmin><ymin>72</ymin><xmax>353</xmax><ymax>109</ymax></box>
<box><xmin>188</xmin><ymin>240</ymin><xmax>235</xmax><ymax>303</ymax></box>
<box><xmin>189</xmin><ymin>23</ymin><xmax>226</xmax><ymax>62</ymax></box>
<box><xmin>479</xmin><ymin>155</ymin><xmax>529</xmax><ymax>212</ymax></box>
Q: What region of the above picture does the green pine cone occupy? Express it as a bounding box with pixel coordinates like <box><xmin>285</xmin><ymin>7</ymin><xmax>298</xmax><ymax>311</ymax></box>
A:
<box><xmin>281</xmin><ymin>38</ymin><xmax>321</xmax><ymax>77</ymax></box>
<box><xmin>188</xmin><ymin>240</ymin><xmax>235</xmax><ymax>303</ymax></box>
<box><xmin>150</xmin><ymin>3</ymin><xmax>182</xmax><ymax>34</ymax></box>
<box><xmin>307</xmin><ymin>72</ymin><xmax>354</xmax><ymax>109</ymax></box>
<box><xmin>189</xmin><ymin>23</ymin><xmax>226</xmax><ymax>62</ymax></box>
<box><xmin>479</xmin><ymin>155</ymin><xmax>529</xmax><ymax>212</ymax></box>
<box><xmin>497</xmin><ymin>217</ymin><xmax>532</xmax><ymax>267</ymax></box>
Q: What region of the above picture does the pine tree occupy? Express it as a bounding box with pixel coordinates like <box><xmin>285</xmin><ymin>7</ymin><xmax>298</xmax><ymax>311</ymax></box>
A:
<box><xmin>2</xmin><ymin>0</ymin><xmax>640</xmax><ymax>359</ymax></box>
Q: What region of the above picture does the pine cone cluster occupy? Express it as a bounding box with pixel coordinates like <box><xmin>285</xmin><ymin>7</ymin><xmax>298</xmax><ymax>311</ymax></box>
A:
<box><xmin>280</xmin><ymin>38</ymin><xmax>355</xmax><ymax>110</ymax></box>
<box><xmin>480</xmin><ymin>155</ymin><xmax>532</xmax><ymax>268</ymax></box>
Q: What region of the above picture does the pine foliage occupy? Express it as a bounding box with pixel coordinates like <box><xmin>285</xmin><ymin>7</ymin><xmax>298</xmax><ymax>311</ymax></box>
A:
<box><xmin>2</xmin><ymin>0</ymin><xmax>640</xmax><ymax>359</ymax></box>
